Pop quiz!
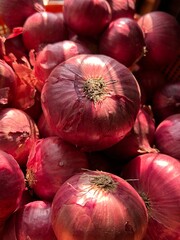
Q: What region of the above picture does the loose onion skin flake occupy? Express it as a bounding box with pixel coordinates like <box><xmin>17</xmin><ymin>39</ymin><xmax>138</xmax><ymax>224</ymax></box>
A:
<box><xmin>41</xmin><ymin>54</ymin><xmax>141</xmax><ymax>151</ymax></box>
<box><xmin>51</xmin><ymin>170</ymin><xmax>148</xmax><ymax>240</ymax></box>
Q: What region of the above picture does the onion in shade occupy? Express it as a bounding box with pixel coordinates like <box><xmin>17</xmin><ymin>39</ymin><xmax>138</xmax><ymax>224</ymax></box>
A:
<box><xmin>22</xmin><ymin>12</ymin><xmax>68</xmax><ymax>51</ymax></box>
<box><xmin>99</xmin><ymin>17</ymin><xmax>145</xmax><ymax>67</ymax></box>
<box><xmin>63</xmin><ymin>0</ymin><xmax>112</xmax><ymax>37</ymax></box>
<box><xmin>121</xmin><ymin>153</ymin><xmax>180</xmax><ymax>239</ymax></box>
<box><xmin>154</xmin><ymin>114</ymin><xmax>180</xmax><ymax>160</ymax></box>
<box><xmin>51</xmin><ymin>170</ymin><xmax>148</xmax><ymax>240</ymax></box>
<box><xmin>0</xmin><ymin>108</ymin><xmax>39</xmax><ymax>166</ymax></box>
<box><xmin>41</xmin><ymin>54</ymin><xmax>141</xmax><ymax>152</ymax></box>
<box><xmin>0</xmin><ymin>150</ymin><xmax>25</xmax><ymax>224</ymax></box>
<box><xmin>137</xmin><ymin>11</ymin><xmax>180</xmax><ymax>69</ymax></box>
<box><xmin>26</xmin><ymin>136</ymin><xmax>89</xmax><ymax>201</ymax></box>
<box><xmin>34</xmin><ymin>40</ymin><xmax>91</xmax><ymax>91</ymax></box>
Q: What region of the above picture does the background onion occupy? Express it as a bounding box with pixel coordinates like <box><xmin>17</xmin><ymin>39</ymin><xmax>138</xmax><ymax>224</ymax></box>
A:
<box><xmin>52</xmin><ymin>170</ymin><xmax>148</xmax><ymax>240</ymax></box>
<box><xmin>41</xmin><ymin>54</ymin><xmax>141</xmax><ymax>151</ymax></box>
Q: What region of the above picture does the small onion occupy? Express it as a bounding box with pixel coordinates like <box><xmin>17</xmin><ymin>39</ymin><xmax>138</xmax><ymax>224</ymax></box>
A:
<box><xmin>63</xmin><ymin>0</ymin><xmax>112</xmax><ymax>37</ymax></box>
<box><xmin>41</xmin><ymin>54</ymin><xmax>141</xmax><ymax>151</ymax></box>
<box><xmin>99</xmin><ymin>17</ymin><xmax>145</xmax><ymax>67</ymax></box>
<box><xmin>26</xmin><ymin>136</ymin><xmax>89</xmax><ymax>201</ymax></box>
<box><xmin>154</xmin><ymin>114</ymin><xmax>180</xmax><ymax>160</ymax></box>
<box><xmin>121</xmin><ymin>153</ymin><xmax>180</xmax><ymax>239</ymax></box>
<box><xmin>51</xmin><ymin>170</ymin><xmax>148</xmax><ymax>240</ymax></box>
<box><xmin>0</xmin><ymin>108</ymin><xmax>39</xmax><ymax>166</ymax></box>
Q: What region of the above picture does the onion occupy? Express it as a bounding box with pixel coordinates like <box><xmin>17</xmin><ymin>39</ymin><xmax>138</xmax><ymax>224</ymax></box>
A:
<box><xmin>154</xmin><ymin>114</ymin><xmax>180</xmax><ymax>160</ymax></box>
<box><xmin>99</xmin><ymin>17</ymin><xmax>145</xmax><ymax>67</ymax></box>
<box><xmin>0</xmin><ymin>0</ymin><xmax>44</xmax><ymax>29</ymax></box>
<box><xmin>63</xmin><ymin>0</ymin><xmax>112</xmax><ymax>37</ymax></box>
<box><xmin>121</xmin><ymin>153</ymin><xmax>180</xmax><ymax>239</ymax></box>
<box><xmin>41</xmin><ymin>54</ymin><xmax>141</xmax><ymax>151</ymax></box>
<box><xmin>26</xmin><ymin>136</ymin><xmax>89</xmax><ymax>201</ymax></box>
<box><xmin>37</xmin><ymin>112</ymin><xmax>57</xmax><ymax>137</ymax></box>
<box><xmin>22</xmin><ymin>12</ymin><xmax>68</xmax><ymax>51</ymax></box>
<box><xmin>152</xmin><ymin>82</ymin><xmax>180</xmax><ymax>123</ymax></box>
<box><xmin>0</xmin><ymin>59</ymin><xmax>17</xmax><ymax>107</ymax></box>
<box><xmin>106</xmin><ymin>0</ymin><xmax>135</xmax><ymax>20</ymax></box>
<box><xmin>0</xmin><ymin>108</ymin><xmax>39</xmax><ymax>166</ymax></box>
<box><xmin>137</xmin><ymin>11</ymin><xmax>180</xmax><ymax>69</ymax></box>
<box><xmin>104</xmin><ymin>105</ymin><xmax>157</xmax><ymax>162</ymax></box>
<box><xmin>0</xmin><ymin>150</ymin><xmax>25</xmax><ymax>224</ymax></box>
<box><xmin>34</xmin><ymin>40</ymin><xmax>91</xmax><ymax>91</ymax></box>
<box><xmin>51</xmin><ymin>170</ymin><xmax>148</xmax><ymax>240</ymax></box>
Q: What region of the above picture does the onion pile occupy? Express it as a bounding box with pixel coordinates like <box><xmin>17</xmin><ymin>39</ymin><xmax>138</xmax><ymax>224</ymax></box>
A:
<box><xmin>0</xmin><ymin>0</ymin><xmax>179</xmax><ymax>239</ymax></box>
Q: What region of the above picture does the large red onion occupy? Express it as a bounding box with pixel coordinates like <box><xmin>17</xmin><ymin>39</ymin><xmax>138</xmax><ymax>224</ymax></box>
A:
<box><xmin>51</xmin><ymin>170</ymin><xmax>148</xmax><ymax>240</ymax></box>
<box><xmin>0</xmin><ymin>0</ymin><xmax>44</xmax><ymax>29</ymax></box>
<box><xmin>0</xmin><ymin>150</ymin><xmax>25</xmax><ymax>224</ymax></box>
<box><xmin>63</xmin><ymin>0</ymin><xmax>112</xmax><ymax>37</ymax></box>
<box><xmin>0</xmin><ymin>108</ymin><xmax>39</xmax><ymax>166</ymax></box>
<box><xmin>99</xmin><ymin>17</ymin><xmax>145</xmax><ymax>67</ymax></box>
<box><xmin>34</xmin><ymin>40</ymin><xmax>91</xmax><ymax>91</ymax></box>
<box><xmin>121</xmin><ymin>153</ymin><xmax>180</xmax><ymax>239</ymax></box>
<box><xmin>22</xmin><ymin>12</ymin><xmax>68</xmax><ymax>51</ymax></box>
<box><xmin>154</xmin><ymin>114</ymin><xmax>180</xmax><ymax>160</ymax></box>
<box><xmin>152</xmin><ymin>82</ymin><xmax>180</xmax><ymax>123</ymax></box>
<box><xmin>137</xmin><ymin>11</ymin><xmax>180</xmax><ymax>69</ymax></box>
<box><xmin>41</xmin><ymin>54</ymin><xmax>141</xmax><ymax>151</ymax></box>
<box><xmin>26</xmin><ymin>136</ymin><xmax>89</xmax><ymax>201</ymax></box>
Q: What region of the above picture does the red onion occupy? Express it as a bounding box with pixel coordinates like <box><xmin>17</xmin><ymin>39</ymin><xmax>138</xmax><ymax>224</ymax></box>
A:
<box><xmin>104</xmin><ymin>105</ymin><xmax>157</xmax><ymax>162</ymax></box>
<box><xmin>154</xmin><ymin>114</ymin><xmax>180</xmax><ymax>160</ymax></box>
<box><xmin>121</xmin><ymin>153</ymin><xmax>180</xmax><ymax>239</ymax></box>
<box><xmin>106</xmin><ymin>0</ymin><xmax>135</xmax><ymax>20</ymax></box>
<box><xmin>0</xmin><ymin>150</ymin><xmax>25</xmax><ymax>224</ymax></box>
<box><xmin>137</xmin><ymin>11</ymin><xmax>180</xmax><ymax>69</ymax></box>
<box><xmin>26</xmin><ymin>136</ymin><xmax>89</xmax><ymax>201</ymax></box>
<box><xmin>152</xmin><ymin>82</ymin><xmax>180</xmax><ymax>123</ymax></box>
<box><xmin>99</xmin><ymin>17</ymin><xmax>145</xmax><ymax>67</ymax></box>
<box><xmin>63</xmin><ymin>0</ymin><xmax>112</xmax><ymax>37</ymax></box>
<box><xmin>0</xmin><ymin>59</ymin><xmax>17</xmax><ymax>107</ymax></box>
<box><xmin>0</xmin><ymin>0</ymin><xmax>44</xmax><ymax>29</ymax></box>
<box><xmin>0</xmin><ymin>108</ymin><xmax>39</xmax><ymax>166</ymax></box>
<box><xmin>22</xmin><ymin>12</ymin><xmax>68</xmax><ymax>51</ymax></box>
<box><xmin>34</xmin><ymin>40</ymin><xmax>91</xmax><ymax>91</ymax></box>
<box><xmin>41</xmin><ymin>54</ymin><xmax>141</xmax><ymax>151</ymax></box>
<box><xmin>51</xmin><ymin>170</ymin><xmax>148</xmax><ymax>240</ymax></box>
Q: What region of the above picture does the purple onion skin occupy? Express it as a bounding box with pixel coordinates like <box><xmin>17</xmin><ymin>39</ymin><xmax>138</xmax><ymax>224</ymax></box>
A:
<box><xmin>52</xmin><ymin>170</ymin><xmax>148</xmax><ymax>240</ymax></box>
<box><xmin>154</xmin><ymin>114</ymin><xmax>180</xmax><ymax>160</ymax></box>
<box><xmin>121</xmin><ymin>153</ymin><xmax>180</xmax><ymax>239</ymax></box>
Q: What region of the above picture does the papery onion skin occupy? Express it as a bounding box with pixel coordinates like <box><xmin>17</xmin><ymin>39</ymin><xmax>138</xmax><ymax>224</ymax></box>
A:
<box><xmin>121</xmin><ymin>153</ymin><xmax>180</xmax><ymax>239</ymax></box>
<box><xmin>26</xmin><ymin>136</ymin><xmax>89</xmax><ymax>201</ymax></box>
<box><xmin>34</xmin><ymin>40</ymin><xmax>91</xmax><ymax>91</ymax></box>
<box><xmin>99</xmin><ymin>17</ymin><xmax>145</xmax><ymax>67</ymax></box>
<box><xmin>63</xmin><ymin>0</ymin><xmax>112</xmax><ymax>37</ymax></box>
<box><xmin>0</xmin><ymin>150</ymin><xmax>25</xmax><ymax>224</ymax></box>
<box><xmin>0</xmin><ymin>108</ymin><xmax>39</xmax><ymax>166</ymax></box>
<box><xmin>22</xmin><ymin>12</ymin><xmax>68</xmax><ymax>51</ymax></box>
<box><xmin>137</xmin><ymin>11</ymin><xmax>180</xmax><ymax>69</ymax></box>
<box><xmin>154</xmin><ymin>114</ymin><xmax>180</xmax><ymax>160</ymax></box>
<box><xmin>52</xmin><ymin>170</ymin><xmax>148</xmax><ymax>240</ymax></box>
<box><xmin>41</xmin><ymin>54</ymin><xmax>141</xmax><ymax>151</ymax></box>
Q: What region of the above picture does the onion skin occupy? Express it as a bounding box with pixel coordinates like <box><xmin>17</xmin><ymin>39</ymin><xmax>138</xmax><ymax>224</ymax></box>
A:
<box><xmin>52</xmin><ymin>170</ymin><xmax>148</xmax><ymax>240</ymax></box>
<box><xmin>0</xmin><ymin>108</ymin><xmax>39</xmax><ymax>166</ymax></box>
<box><xmin>99</xmin><ymin>18</ymin><xmax>145</xmax><ymax>67</ymax></box>
<box><xmin>41</xmin><ymin>54</ymin><xmax>141</xmax><ymax>151</ymax></box>
<box><xmin>137</xmin><ymin>11</ymin><xmax>180</xmax><ymax>69</ymax></box>
<box><xmin>26</xmin><ymin>136</ymin><xmax>89</xmax><ymax>201</ymax></box>
<box><xmin>121</xmin><ymin>153</ymin><xmax>180</xmax><ymax>239</ymax></box>
<box><xmin>154</xmin><ymin>114</ymin><xmax>180</xmax><ymax>160</ymax></box>
<box><xmin>63</xmin><ymin>0</ymin><xmax>112</xmax><ymax>37</ymax></box>
<box><xmin>0</xmin><ymin>150</ymin><xmax>25</xmax><ymax>224</ymax></box>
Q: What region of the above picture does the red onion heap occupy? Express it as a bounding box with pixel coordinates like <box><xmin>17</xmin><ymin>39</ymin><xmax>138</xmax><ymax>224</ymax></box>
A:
<box><xmin>41</xmin><ymin>54</ymin><xmax>141</xmax><ymax>151</ymax></box>
<box><xmin>51</xmin><ymin>170</ymin><xmax>148</xmax><ymax>240</ymax></box>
